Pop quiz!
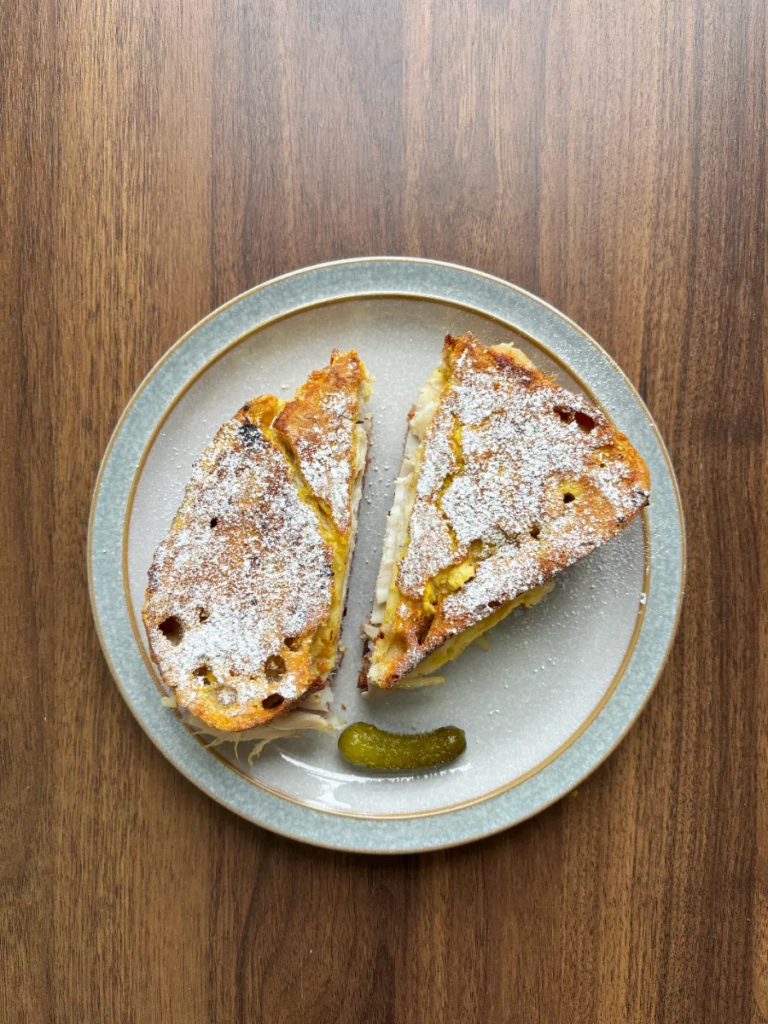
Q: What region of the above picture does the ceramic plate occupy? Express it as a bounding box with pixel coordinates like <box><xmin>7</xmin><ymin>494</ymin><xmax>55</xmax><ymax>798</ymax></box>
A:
<box><xmin>89</xmin><ymin>258</ymin><xmax>685</xmax><ymax>853</ymax></box>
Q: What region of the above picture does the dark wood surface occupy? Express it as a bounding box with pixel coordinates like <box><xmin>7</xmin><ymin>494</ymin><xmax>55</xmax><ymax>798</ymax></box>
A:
<box><xmin>2</xmin><ymin>1</ymin><xmax>765</xmax><ymax>1021</ymax></box>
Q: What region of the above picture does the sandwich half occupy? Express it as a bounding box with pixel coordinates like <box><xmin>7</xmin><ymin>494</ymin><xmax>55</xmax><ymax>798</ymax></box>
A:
<box><xmin>363</xmin><ymin>333</ymin><xmax>650</xmax><ymax>689</ymax></box>
<box><xmin>143</xmin><ymin>350</ymin><xmax>372</xmax><ymax>749</ymax></box>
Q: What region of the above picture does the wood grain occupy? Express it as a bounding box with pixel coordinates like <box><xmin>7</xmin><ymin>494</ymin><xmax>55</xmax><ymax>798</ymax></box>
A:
<box><xmin>1</xmin><ymin>0</ymin><xmax>765</xmax><ymax>1021</ymax></box>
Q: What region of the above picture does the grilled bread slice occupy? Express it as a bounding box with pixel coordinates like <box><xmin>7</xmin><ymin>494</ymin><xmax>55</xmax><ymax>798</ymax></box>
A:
<box><xmin>363</xmin><ymin>333</ymin><xmax>650</xmax><ymax>689</ymax></box>
<box><xmin>143</xmin><ymin>350</ymin><xmax>372</xmax><ymax>740</ymax></box>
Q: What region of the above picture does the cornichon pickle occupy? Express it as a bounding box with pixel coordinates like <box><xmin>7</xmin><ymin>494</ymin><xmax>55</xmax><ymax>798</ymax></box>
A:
<box><xmin>338</xmin><ymin>722</ymin><xmax>466</xmax><ymax>771</ymax></box>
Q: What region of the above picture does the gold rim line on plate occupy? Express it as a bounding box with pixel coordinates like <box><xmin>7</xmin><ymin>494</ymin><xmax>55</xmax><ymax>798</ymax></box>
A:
<box><xmin>108</xmin><ymin>290</ymin><xmax>658</xmax><ymax>821</ymax></box>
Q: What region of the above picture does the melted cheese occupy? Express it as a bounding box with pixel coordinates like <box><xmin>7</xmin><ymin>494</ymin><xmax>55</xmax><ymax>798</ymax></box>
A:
<box><xmin>308</xmin><ymin>418</ymin><xmax>369</xmax><ymax>679</ymax></box>
<box><xmin>394</xmin><ymin>579</ymin><xmax>554</xmax><ymax>686</ymax></box>
<box><xmin>370</xmin><ymin>365</ymin><xmax>449</xmax><ymax>625</ymax></box>
<box><xmin>423</xmin><ymin>559</ymin><xmax>476</xmax><ymax>615</ymax></box>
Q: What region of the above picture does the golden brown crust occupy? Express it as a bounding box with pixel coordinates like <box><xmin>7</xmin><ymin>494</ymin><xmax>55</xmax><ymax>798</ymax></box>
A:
<box><xmin>142</xmin><ymin>352</ymin><xmax>369</xmax><ymax>732</ymax></box>
<box><xmin>367</xmin><ymin>333</ymin><xmax>651</xmax><ymax>688</ymax></box>
<box><xmin>274</xmin><ymin>350</ymin><xmax>369</xmax><ymax>536</ymax></box>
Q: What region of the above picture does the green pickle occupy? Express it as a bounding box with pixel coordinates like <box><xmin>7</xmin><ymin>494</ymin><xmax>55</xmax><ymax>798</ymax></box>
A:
<box><xmin>338</xmin><ymin>722</ymin><xmax>467</xmax><ymax>771</ymax></box>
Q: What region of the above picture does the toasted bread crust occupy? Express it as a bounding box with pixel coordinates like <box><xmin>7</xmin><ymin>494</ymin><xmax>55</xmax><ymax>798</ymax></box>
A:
<box><xmin>367</xmin><ymin>333</ymin><xmax>650</xmax><ymax>687</ymax></box>
<box><xmin>274</xmin><ymin>350</ymin><xmax>369</xmax><ymax>536</ymax></box>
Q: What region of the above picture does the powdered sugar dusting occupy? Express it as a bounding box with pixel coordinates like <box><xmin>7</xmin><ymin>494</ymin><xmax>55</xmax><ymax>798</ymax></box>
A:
<box><xmin>415</xmin><ymin>403</ymin><xmax>457</xmax><ymax>499</ymax></box>
<box><xmin>401</xmin><ymin>501</ymin><xmax>457</xmax><ymax>587</ymax></box>
<box><xmin>144</xmin><ymin>414</ymin><xmax>333</xmax><ymax>717</ymax></box>
<box><xmin>274</xmin><ymin>351</ymin><xmax>369</xmax><ymax>534</ymax></box>
<box><xmin>289</xmin><ymin>389</ymin><xmax>358</xmax><ymax>531</ymax></box>
<box><xmin>397</xmin><ymin>336</ymin><xmax>650</xmax><ymax>630</ymax></box>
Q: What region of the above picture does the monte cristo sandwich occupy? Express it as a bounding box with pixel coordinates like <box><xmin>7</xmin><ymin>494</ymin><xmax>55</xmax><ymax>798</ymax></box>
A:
<box><xmin>143</xmin><ymin>350</ymin><xmax>372</xmax><ymax>752</ymax></box>
<box><xmin>362</xmin><ymin>333</ymin><xmax>650</xmax><ymax>690</ymax></box>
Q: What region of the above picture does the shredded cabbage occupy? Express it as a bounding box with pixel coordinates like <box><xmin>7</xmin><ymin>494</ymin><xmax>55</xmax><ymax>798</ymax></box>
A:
<box><xmin>162</xmin><ymin>688</ymin><xmax>344</xmax><ymax>761</ymax></box>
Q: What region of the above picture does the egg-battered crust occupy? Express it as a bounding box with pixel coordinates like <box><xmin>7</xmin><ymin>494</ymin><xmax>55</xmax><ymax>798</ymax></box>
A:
<box><xmin>274</xmin><ymin>350</ymin><xmax>371</xmax><ymax>536</ymax></box>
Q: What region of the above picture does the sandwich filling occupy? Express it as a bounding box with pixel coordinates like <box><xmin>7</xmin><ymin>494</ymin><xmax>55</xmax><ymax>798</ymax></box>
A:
<box><xmin>369</xmin><ymin>363</ymin><xmax>449</xmax><ymax>632</ymax></box>
<box><xmin>162</xmin><ymin>687</ymin><xmax>343</xmax><ymax>761</ymax></box>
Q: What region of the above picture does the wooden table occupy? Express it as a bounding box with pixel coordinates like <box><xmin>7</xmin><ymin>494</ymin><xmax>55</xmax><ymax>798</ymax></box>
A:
<box><xmin>2</xmin><ymin>1</ymin><xmax>765</xmax><ymax>1020</ymax></box>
